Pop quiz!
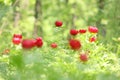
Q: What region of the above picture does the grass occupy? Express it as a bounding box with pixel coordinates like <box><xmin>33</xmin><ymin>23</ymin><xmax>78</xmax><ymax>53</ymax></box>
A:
<box><xmin>0</xmin><ymin>40</ymin><xmax>120</xmax><ymax>80</ymax></box>
<box><xmin>0</xmin><ymin>26</ymin><xmax>120</xmax><ymax>80</ymax></box>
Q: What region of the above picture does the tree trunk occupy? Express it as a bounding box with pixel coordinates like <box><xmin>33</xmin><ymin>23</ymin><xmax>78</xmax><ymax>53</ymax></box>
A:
<box><xmin>96</xmin><ymin>0</ymin><xmax>106</xmax><ymax>36</ymax></box>
<box><xmin>110</xmin><ymin>0</ymin><xmax>120</xmax><ymax>36</ymax></box>
<box><xmin>71</xmin><ymin>3</ymin><xmax>77</xmax><ymax>29</ymax></box>
<box><xmin>22</xmin><ymin>0</ymin><xmax>29</xmax><ymax>9</ymax></box>
<box><xmin>67</xmin><ymin>1</ymin><xmax>77</xmax><ymax>40</ymax></box>
<box><xmin>13</xmin><ymin>0</ymin><xmax>20</xmax><ymax>28</ymax></box>
<box><xmin>96</xmin><ymin>0</ymin><xmax>104</xmax><ymax>26</ymax></box>
<box><xmin>33</xmin><ymin>0</ymin><xmax>43</xmax><ymax>37</ymax></box>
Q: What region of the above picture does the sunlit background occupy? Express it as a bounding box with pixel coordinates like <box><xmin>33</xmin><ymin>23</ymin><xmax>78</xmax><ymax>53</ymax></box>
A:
<box><xmin>0</xmin><ymin>0</ymin><xmax>120</xmax><ymax>80</ymax></box>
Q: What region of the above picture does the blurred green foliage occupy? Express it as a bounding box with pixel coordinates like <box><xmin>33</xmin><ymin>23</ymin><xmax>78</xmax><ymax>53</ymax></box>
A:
<box><xmin>0</xmin><ymin>0</ymin><xmax>119</xmax><ymax>42</ymax></box>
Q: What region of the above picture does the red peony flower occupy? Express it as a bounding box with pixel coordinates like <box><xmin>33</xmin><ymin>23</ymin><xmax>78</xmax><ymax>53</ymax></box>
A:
<box><xmin>79</xmin><ymin>29</ymin><xmax>87</xmax><ymax>34</ymax></box>
<box><xmin>12</xmin><ymin>34</ymin><xmax>22</xmax><ymax>45</ymax></box>
<box><xmin>35</xmin><ymin>37</ymin><xmax>43</xmax><ymax>48</ymax></box>
<box><xmin>13</xmin><ymin>34</ymin><xmax>22</xmax><ymax>39</ymax></box>
<box><xmin>89</xmin><ymin>37</ymin><xmax>97</xmax><ymax>42</ymax></box>
<box><xmin>80</xmin><ymin>53</ymin><xmax>88</xmax><ymax>62</ymax></box>
<box><xmin>36</xmin><ymin>37</ymin><xmax>42</xmax><ymax>41</ymax></box>
<box><xmin>70</xmin><ymin>29</ymin><xmax>78</xmax><ymax>36</ymax></box>
<box><xmin>88</xmin><ymin>26</ymin><xmax>98</xmax><ymax>33</ymax></box>
<box><xmin>51</xmin><ymin>43</ymin><xmax>57</xmax><ymax>48</ymax></box>
<box><xmin>69</xmin><ymin>39</ymin><xmax>81</xmax><ymax>50</ymax></box>
<box><xmin>55</xmin><ymin>21</ymin><xmax>63</xmax><ymax>27</ymax></box>
<box><xmin>12</xmin><ymin>37</ymin><xmax>21</xmax><ymax>45</ymax></box>
<box><xmin>22</xmin><ymin>39</ymin><xmax>36</xmax><ymax>49</ymax></box>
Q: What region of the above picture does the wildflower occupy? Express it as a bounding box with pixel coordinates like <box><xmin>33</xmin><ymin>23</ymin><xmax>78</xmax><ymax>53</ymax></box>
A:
<box><xmin>70</xmin><ymin>29</ymin><xmax>78</xmax><ymax>36</ymax></box>
<box><xmin>80</xmin><ymin>53</ymin><xmax>88</xmax><ymax>62</ymax></box>
<box><xmin>88</xmin><ymin>26</ymin><xmax>98</xmax><ymax>33</ymax></box>
<box><xmin>69</xmin><ymin>39</ymin><xmax>81</xmax><ymax>50</ymax></box>
<box><xmin>89</xmin><ymin>37</ymin><xmax>97</xmax><ymax>42</ymax></box>
<box><xmin>55</xmin><ymin>21</ymin><xmax>63</xmax><ymax>27</ymax></box>
<box><xmin>79</xmin><ymin>29</ymin><xmax>87</xmax><ymax>34</ymax></box>
<box><xmin>51</xmin><ymin>43</ymin><xmax>57</xmax><ymax>48</ymax></box>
